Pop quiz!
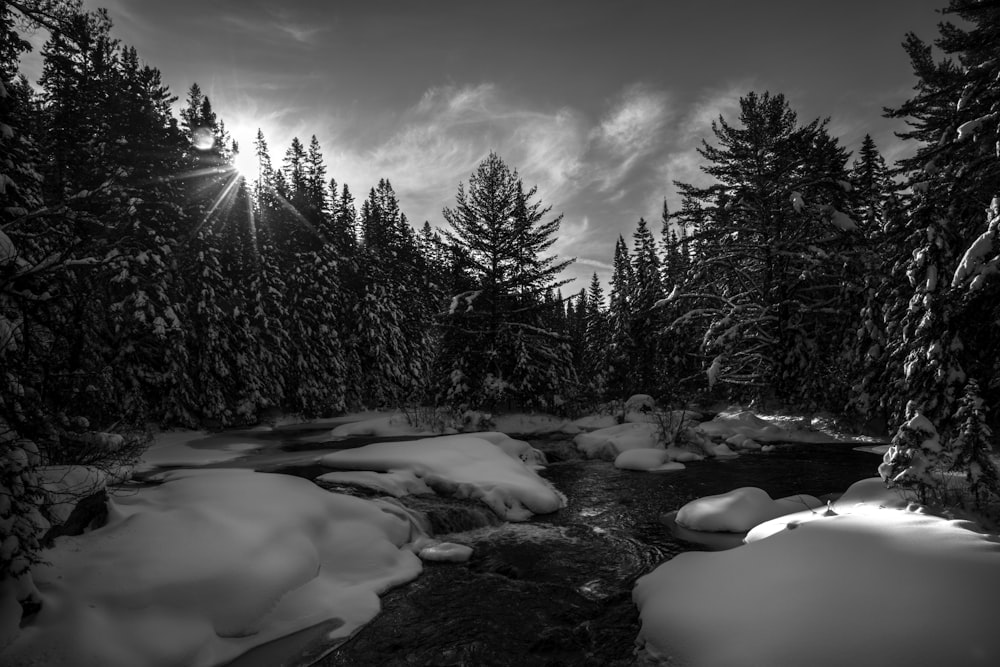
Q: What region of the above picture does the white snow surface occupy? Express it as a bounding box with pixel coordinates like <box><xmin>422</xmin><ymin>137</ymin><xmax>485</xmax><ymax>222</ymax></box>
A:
<box><xmin>328</xmin><ymin>411</ymin><xmax>433</xmax><ymax>438</ymax></box>
<box><xmin>674</xmin><ymin>487</ymin><xmax>822</xmax><ymax>532</ymax></box>
<box><xmin>319</xmin><ymin>434</ymin><xmax>565</xmax><ymax>521</ymax></box>
<box><xmin>573</xmin><ymin>422</ymin><xmax>661</xmax><ymax>460</ymax></box>
<box><xmin>136</xmin><ymin>430</ymin><xmax>262</xmax><ymax>471</ymax></box>
<box><xmin>1</xmin><ymin>468</ymin><xmax>422</xmax><ymax>667</ymax></box>
<box><xmin>418</xmin><ymin>542</ymin><xmax>473</xmax><ymax>562</ymax></box>
<box><xmin>696</xmin><ymin>410</ymin><xmax>869</xmax><ymax>445</ymax></box>
<box><xmin>635</xmin><ymin>491</ymin><xmax>1000</xmax><ymax>667</ymax></box>
<box><xmin>614</xmin><ymin>448</ymin><xmax>686</xmax><ymax>473</ymax></box>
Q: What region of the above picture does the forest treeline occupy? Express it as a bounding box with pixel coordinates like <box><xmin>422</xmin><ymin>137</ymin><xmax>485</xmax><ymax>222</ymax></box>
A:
<box><xmin>1</xmin><ymin>1</ymin><xmax>999</xmax><ymax>572</ymax></box>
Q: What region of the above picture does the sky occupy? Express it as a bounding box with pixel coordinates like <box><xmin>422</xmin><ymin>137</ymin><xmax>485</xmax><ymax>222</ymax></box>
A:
<box><xmin>23</xmin><ymin>0</ymin><xmax>953</xmax><ymax>291</ymax></box>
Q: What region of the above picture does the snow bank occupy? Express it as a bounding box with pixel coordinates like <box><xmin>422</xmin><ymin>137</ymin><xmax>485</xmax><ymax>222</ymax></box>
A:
<box><xmin>566</xmin><ymin>414</ymin><xmax>619</xmax><ymax>432</ymax></box>
<box><xmin>466</xmin><ymin>431</ymin><xmax>547</xmax><ymax>468</ymax></box>
<box><xmin>1</xmin><ymin>469</ymin><xmax>422</xmax><ymax>667</ymax></box>
<box><xmin>315</xmin><ymin>469</ymin><xmax>434</xmax><ymax>497</ymax></box>
<box><xmin>319</xmin><ymin>434</ymin><xmax>565</xmax><ymax>521</ymax></box>
<box><xmin>136</xmin><ymin>430</ymin><xmax>262</xmax><ymax>472</ymax></box>
<box><xmin>696</xmin><ymin>410</ymin><xmax>789</xmax><ymax>442</ymax></box>
<box><xmin>328</xmin><ymin>412</ymin><xmax>432</xmax><ymax>438</ymax></box>
<box><xmin>573</xmin><ymin>422</ymin><xmax>660</xmax><ymax>460</ymax></box>
<box><xmin>675</xmin><ymin>487</ymin><xmax>822</xmax><ymax>532</ymax></box>
<box><xmin>635</xmin><ymin>505</ymin><xmax>1000</xmax><ymax>666</ymax></box>
<box><xmin>491</xmin><ymin>413</ymin><xmax>570</xmax><ymax>436</ymax></box>
<box><xmin>614</xmin><ymin>448</ymin><xmax>686</xmax><ymax>473</ymax></box>
<box><xmin>696</xmin><ymin>410</ymin><xmax>861</xmax><ymax>445</ymax></box>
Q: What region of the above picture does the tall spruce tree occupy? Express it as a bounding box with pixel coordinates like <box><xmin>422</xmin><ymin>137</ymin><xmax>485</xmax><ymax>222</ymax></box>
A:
<box><xmin>670</xmin><ymin>91</ymin><xmax>860</xmax><ymax>406</ymax></box>
<box><xmin>438</xmin><ymin>152</ymin><xmax>575</xmax><ymax>409</ymax></box>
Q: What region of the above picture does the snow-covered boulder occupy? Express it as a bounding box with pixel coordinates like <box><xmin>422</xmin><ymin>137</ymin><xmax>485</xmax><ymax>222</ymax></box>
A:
<box><xmin>573</xmin><ymin>422</ymin><xmax>660</xmax><ymax>460</ymax></box>
<box><xmin>675</xmin><ymin>487</ymin><xmax>822</xmax><ymax>532</ymax></box>
<box><xmin>565</xmin><ymin>414</ymin><xmax>619</xmax><ymax>432</ymax></box>
<box><xmin>614</xmin><ymin>448</ymin><xmax>686</xmax><ymax>473</ymax></box>
<box><xmin>467</xmin><ymin>431</ymin><xmax>547</xmax><ymax>468</ymax></box>
<box><xmin>625</xmin><ymin>394</ymin><xmax>656</xmax><ymax>412</ymax></box>
<box><xmin>696</xmin><ymin>410</ymin><xmax>787</xmax><ymax>441</ymax></box>
<box><xmin>319</xmin><ymin>434</ymin><xmax>565</xmax><ymax>521</ymax></box>
<box><xmin>418</xmin><ymin>542</ymin><xmax>473</xmax><ymax>562</ymax></box>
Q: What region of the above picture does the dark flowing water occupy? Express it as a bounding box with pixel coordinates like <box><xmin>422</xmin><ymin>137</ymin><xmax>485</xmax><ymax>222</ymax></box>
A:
<box><xmin>304</xmin><ymin>437</ymin><xmax>880</xmax><ymax>667</ymax></box>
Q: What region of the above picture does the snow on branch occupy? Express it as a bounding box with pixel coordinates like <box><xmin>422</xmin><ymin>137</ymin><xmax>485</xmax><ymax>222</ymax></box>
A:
<box><xmin>952</xmin><ymin>197</ymin><xmax>1000</xmax><ymax>291</ymax></box>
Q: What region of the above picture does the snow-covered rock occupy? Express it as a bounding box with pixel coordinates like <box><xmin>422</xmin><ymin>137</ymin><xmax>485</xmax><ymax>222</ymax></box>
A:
<box><xmin>418</xmin><ymin>542</ymin><xmax>473</xmax><ymax>562</ymax></box>
<box><xmin>614</xmin><ymin>448</ymin><xmax>686</xmax><ymax>473</ymax></box>
<box><xmin>573</xmin><ymin>422</ymin><xmax>660</xmax><ymax>460</ymax></box>
<box><xmin>675</xmin><ymin>487</ymin><xmax>822</xmax><ymax>532</ymax></box>
<box><xmin>319</xmin><ymin>434</ymin><xmax>565</xmax><ymax>521</ymax></box>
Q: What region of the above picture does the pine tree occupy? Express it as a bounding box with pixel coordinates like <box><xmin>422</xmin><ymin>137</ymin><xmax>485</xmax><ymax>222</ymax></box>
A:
<box><xmin>950</xmin><ymin>379</ymin><xmax>1000</xmax><ymax>508</ymax></box>
<box><xmin>879</xmin><ymin>0</ymin><xmax>1000</xmax><ymax>433</ymax></box>
<box><xmin>439</xmin><ymin>151</ymin><xmax>574</xmax><ymax>410</ymax></box>
<box><xmin>630</xmin><ymin>217</ymin><xmax>665</xmax><ymax>396</ymax></box>
<box><xmin>582</xmin><ymin>273</ymin><xmax>610</xmax><ymax>404</ymax></box>
<box><xmin>669</xmin><ymin>91</ymin><xmax>860</xmax><ymax>406</ymax></box>
<box><xmin>607</xmin><ymin>235</ymin><xmax>634</xmax><ymax>399</ymax></box>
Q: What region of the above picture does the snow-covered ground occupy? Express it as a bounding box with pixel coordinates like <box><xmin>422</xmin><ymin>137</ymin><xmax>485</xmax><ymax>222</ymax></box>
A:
<box><xmin>3</xmin><ymin>406</ymin><xmax>987</xmax><ymax>667</ymax></box>
<box><xmin>634</xmin><ymin>478</ymin><xmax>1000</xmax><ymax>666</ymax></box>
<box><xmin>1</xmin><ymin>424</ymin><xmax>564</xmax><ymax>665</ymax></box>
<box><xmin>1</xmin><ymin>468</ymin><xmax>423</xmax><ymax>667</ymax></box>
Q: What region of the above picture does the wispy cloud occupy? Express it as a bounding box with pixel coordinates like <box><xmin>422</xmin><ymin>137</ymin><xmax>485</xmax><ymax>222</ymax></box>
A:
<box><xmin>324</xmin><ymin>83</ymin><xmax>590</xmax><ymax>224</ymax></box>
<box><xmin>589</xmin><ymin>85</ymin><xmax>672</xmax><ymax>193</ymax></box>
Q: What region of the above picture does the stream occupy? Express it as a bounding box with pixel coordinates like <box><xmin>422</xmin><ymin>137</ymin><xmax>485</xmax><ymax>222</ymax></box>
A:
<box><xmin>232</xmin><ymin>431</ymin><xmax>880</xmax><ymax>667</ymax></box>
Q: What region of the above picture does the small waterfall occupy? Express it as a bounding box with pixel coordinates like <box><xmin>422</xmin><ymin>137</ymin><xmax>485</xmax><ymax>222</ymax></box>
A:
<box><xmin>398</xmin><ymin>494</ymin><xmax>504</xmax><ymax>535</ymax></box>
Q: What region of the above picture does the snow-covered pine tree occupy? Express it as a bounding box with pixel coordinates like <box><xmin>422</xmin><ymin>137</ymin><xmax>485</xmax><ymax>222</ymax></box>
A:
<box><xmin>879</xmin><ymin>402</ymin><xmax>945</xmax><ymax>504</ymax></box>
<box><xmin>630</xmin><ymin>218</ymin><xmax>666</xmax><ymax>397</ymax></box>
<box><xmin>880</xmin><ymin>0</ymin><xmax>1000</xmax><ymax>432</ymax></box>
<box><xmin>582</xmin><ymin>273</ymin><xmax>610</xmax><ymax>405</ymax></box>
<box><xmin>669</xmin><ymin>91</ymin><xmax>860</xmax><ymax>407</ymax></box>
<box><xmin>606</xmin><ymin>235</ymin><xmax>634</xmax><ymax>399</ymax></box>
<box><xmin>950</xmin><ymin>379</ymin><xmax>1000</xmax><ymax>509</ymax></box>
<box><xmin>438</xmin><ymin>152</ymin><xmax>574</xmax><ymax>410</ymax></box>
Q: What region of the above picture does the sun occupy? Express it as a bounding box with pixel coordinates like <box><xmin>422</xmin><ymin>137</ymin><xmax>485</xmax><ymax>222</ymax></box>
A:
<box><xmin>226</xmin><ymin>118</ymin><xmax>265</xmax><ymax>180</ymax></box>
<box><xmin>232</xmin><ymin>142</ymin><xmax>259</xmax><ymax>180</ymax></box>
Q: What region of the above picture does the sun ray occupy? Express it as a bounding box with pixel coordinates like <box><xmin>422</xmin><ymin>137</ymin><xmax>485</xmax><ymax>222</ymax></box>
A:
<box><xmin>189</xmin><ymin>168</ymin><xmax>244</xmax><ymax>239</ymax></box>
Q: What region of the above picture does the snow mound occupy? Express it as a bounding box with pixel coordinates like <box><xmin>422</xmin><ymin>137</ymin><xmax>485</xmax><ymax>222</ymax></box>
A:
<box><xmin>675</xmin><ymin>487</ymin><xmax>822</xmax><ymax>532</ymax></box>
<box><xmin>635</xmin><ymin>507</ymin><xmax>1000</xmax><ymax>666</ymax></box>
<box><xmin>418</xmin><ymin>542</ymin><xmax>473</xmax><ymax>562</ymax></box>
<box><xmin>319</xmin><ymin>435</ymin><xmax>564</xmax><ymax>521</ymax></box>
<box><xmin>466</xmin><ymin>431</ymin><xmax>547</xmax><ymax>468</ymax></box>
<box><xmin>566</xmin><ymin>414</ymin><xmax>619</xmax><ymax>432</ymax></box>
<box><xmin>614</xmin><ymin>448</ymin><xmax>686</xmax><ymax>473</ymax></box>
<box><xmin>834</xmin><ymin>476</ymin><xmax>916</xmax><ymax>510</ymax></box>
<box><xmin>745</xmin><ymin>479</ymin><xmax>919</xmax><ymax>543</ymax></box>
<box><xmin>696</xmin><ymin>410</ymin><xmax>788</xmax><ymax>441</ymax></box>
<box><xmin>1</xmin><ymin>469</ymin><xmax>422</xmax><ymax>667</ymax></box>
<box><xmin>491</xmin><ymin>413</ymin><xmax>570</xmax><ymax>436</ymax></box>
<box><xmin>573</xmin><ymin>422</ymin><xmax>660</xmax><ymax>460</ymax></box>
<box><xmin>315</xmin><ymin>469</ymin><xmax>434</xmax><ymax>497</ymax></box>
<box><xmin>329</xmin><ymin>412</ymin><xmax>432</xmax><ymax>438</ymax></box>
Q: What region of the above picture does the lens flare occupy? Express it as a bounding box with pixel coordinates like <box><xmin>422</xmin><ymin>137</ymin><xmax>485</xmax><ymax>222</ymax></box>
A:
<box><xmin>192</xmin><ymin>126</ymin><xmax>215</xmax><ymax>151</ymax></box>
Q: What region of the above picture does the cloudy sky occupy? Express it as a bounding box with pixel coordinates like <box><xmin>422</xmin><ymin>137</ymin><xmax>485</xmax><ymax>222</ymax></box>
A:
<box><xmin>30</xmin><ymin>0</ymin><xmax>950</xmax><ymax>289</ymax></box>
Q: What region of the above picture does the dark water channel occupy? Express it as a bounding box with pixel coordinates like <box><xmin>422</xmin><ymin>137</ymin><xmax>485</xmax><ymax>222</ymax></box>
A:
<box><xmin>303</xmin><ymin>437</ymin><xmax>880</xmax><ymax>667</ymax></box>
